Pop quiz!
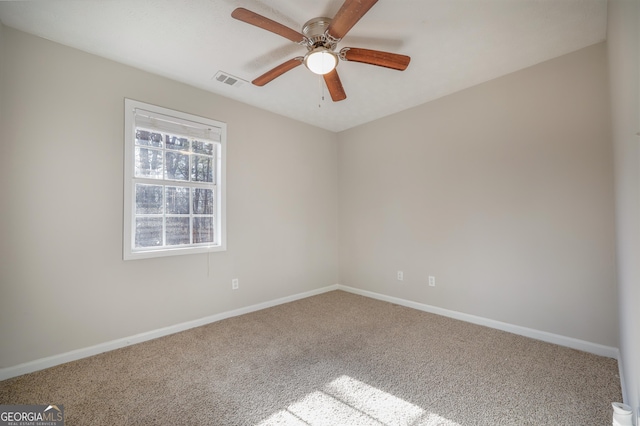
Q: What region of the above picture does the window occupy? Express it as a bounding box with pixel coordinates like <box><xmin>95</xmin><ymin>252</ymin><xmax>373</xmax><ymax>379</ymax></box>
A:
<box><xmin>123</xmin><ymin>99</ymin><xmax>226</xmax><ymax>260</ymax></box>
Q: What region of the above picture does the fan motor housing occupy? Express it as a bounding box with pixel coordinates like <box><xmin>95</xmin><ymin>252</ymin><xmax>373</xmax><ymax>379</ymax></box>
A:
<box><xmin>302</xmin><ymin>17</ymin><xmax>336</xmax><ymax>49</ymax></box>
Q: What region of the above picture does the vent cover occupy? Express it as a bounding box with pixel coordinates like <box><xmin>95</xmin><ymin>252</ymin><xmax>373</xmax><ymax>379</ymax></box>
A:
<box><xmin>213</xmin><ymin>71</ymin><xmax>247</xmax><ymax>87</ymax></box>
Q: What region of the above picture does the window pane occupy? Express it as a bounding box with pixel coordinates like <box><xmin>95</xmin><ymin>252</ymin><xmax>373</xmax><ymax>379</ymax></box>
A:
<box><xmin>136</xmin><ymin>184</ymin><xmax>163</xmax><ymax>214</ymax></box>
<box><xmin>135</xmin><ymin>130</ymin><xmax>163</xmax><ymax>148</ymax></box>
<box><xmin>165</xmin><ymin>151</ymin><xmax>189</xmax><ymax>181</ymax></box>
<box><xmin>125</xmin><ymin>99</ymin><xmax>226</xmax><ymax>258</ymax></box>
<box><xmin>166</xmin><ymin>217</ymin><xmax>190</xmax><ymax>245</ymax></box>
<box><xmin>193</xmin><ymin>140</ymin><xmax>214</xmax><ymax>156</ymax></box>
<box><xmin>135</xmin><ymin>217</ymin><xmax>163</xmax><ymax>247</ymax></box>
<box><xmin>166</xmin><ymin>186</ymin><xmax>189</xmax><ymax>215</ymax></box>
<box><xmin>166</xmin><ymin>135</ymin><xmax>189</xmax><ymax>151</ymax></box>
<box><xmin>193</xmin><ymin>217</ymin><xmax>214</xmax><ymax>243</ymax></box>
<box><xmin>193</xmin><ymin>188</ymin><xmax>214</xmax><ymax>214</ymax></box>
<box><xmin>135</xmin><ymin>147</ymin><xmax>164</xmax><ymax>178</ymax></box>
<box><xmin>191</xmin><ymin>155</ymin><xmax>214</xmax><ymax>183</ymax></box>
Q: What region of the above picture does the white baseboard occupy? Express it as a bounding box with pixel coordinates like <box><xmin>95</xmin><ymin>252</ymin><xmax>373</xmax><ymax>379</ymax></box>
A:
<box><xmin>618</xmin><ymin>357</ymin><xmax>628</xmax><ymax>405</ymax></box>
<box><xmin>0</xmin><ymin>284</ymin><xmax>340</xmax><ymax>381</ymax></box>
<box><xmin>1</xmin><ymin>283</ymin><xmax>620</xmax><ymax>382</ymax></box>
<box><xmin>336</xmin><ymin>284</ymin><xmax>621</xmax><ymax>360</ymax></box>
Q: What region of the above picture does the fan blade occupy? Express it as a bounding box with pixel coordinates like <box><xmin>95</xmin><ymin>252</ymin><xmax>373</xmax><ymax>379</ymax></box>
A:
<box><xmin>327</xmin><ymin>0</ymin><xmax>378</xmax><ymax>41</ymax></box>
<box><xmin>340</xmin><ymin>47</ymin><xmax>410</xmax><ymax>70</ymax></box>
<box><xmin>231</xmin><ymin>8</ymin><xmax>306</xmax><ymax>43</ymax></box>
<box><xmin>252</xmin><ymin>57</ymin><xmax>303</xmax><ymax>86</ymax></box>
<box><xmin>323</xmin><ymin>69</ymin><xmax>347</xmax><ymax>102</ymax></box>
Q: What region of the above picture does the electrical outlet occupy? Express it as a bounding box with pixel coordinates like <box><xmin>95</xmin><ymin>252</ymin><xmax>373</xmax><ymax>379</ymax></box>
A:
<box><xmin>232</xmin><ymin>278</ymin><xmax>239</xmax><ymax>290</ymax></box>
<box><xmin>397</xmin><ymin>271</ymin><xmax>404</xmax><ymax>281</ymax></box>
<box><xmin>429</xmin><ymin>276</ymin><xmax>436</xmax><ymax>287</ymax></box>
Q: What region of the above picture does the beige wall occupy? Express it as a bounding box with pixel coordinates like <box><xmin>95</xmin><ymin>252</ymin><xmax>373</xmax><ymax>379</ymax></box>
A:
<box><xmin>338</xmin><ymin>43</ymin><xmax>618</xmax><ymax>347</ymax></box>
<box><xmin>0</xmin><ymin>26</ymin><xmax>339</xmax><ymax>368</ymax></box>
<box><xmin>0</xmin><ymin>22</ymin><xmax>4</xmax><ymax>106</ymax></box>
<box><xmin>608</xmin><ymin>0</ymin><xmax>640</xmax><ymax>412</ymax></box>
<box><xmin>0</xmin><ymin>23</ymin><xmax>621</xmax><ymax>372</ymax></box>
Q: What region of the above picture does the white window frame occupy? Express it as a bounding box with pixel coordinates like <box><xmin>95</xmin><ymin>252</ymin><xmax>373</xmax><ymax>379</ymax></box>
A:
<box><xmin>123</xmin><ymin>98</ymin><xmax>226</xmax><ymax>260</ymax></box>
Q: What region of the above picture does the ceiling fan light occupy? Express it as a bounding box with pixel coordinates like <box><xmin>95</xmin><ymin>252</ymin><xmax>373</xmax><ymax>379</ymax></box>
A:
<box><xmin>304</xmin><ymin>48</ymin><xmax>338</xmax><ymax>75</ymax></box>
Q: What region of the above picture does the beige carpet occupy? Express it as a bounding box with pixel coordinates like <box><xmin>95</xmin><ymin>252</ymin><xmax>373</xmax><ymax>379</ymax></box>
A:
<box><xmin>0</xmin><ymin>290</ymin><xmax>621</xmax><ymax>425</ymax></box>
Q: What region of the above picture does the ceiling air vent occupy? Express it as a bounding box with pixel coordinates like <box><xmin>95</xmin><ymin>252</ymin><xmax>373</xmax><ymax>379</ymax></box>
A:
<box><xmin>213</xmin><ymin>71</ymin><xmax>247</xmax><ymax>88</ymax></box>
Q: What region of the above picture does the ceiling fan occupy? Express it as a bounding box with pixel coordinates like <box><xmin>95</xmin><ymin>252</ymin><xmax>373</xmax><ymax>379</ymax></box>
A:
<box><xmin>231</xmin><ymin>0</ymin><xmax>411</xmax><ymax>102</ymax></box>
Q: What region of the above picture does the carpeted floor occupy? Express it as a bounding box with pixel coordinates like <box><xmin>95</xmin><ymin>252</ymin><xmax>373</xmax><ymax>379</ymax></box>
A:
<box><xmin>0</xmin><ymin>290</ymin><xmax>622</xmax><ymax>425</ymax></box>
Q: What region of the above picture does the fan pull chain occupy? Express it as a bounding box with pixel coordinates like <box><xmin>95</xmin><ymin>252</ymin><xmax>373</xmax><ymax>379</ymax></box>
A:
<box><xmin>318</xmin><ymin>75</ymin><xmax>325</xmax><ymax>108</ymax></box>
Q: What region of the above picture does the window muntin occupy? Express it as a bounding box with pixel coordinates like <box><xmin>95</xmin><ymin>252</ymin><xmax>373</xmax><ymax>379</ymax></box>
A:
<box><xmin>124</xmin><ymin>99</ymin><xmax>226</xmax><ymax>260</ymax></box>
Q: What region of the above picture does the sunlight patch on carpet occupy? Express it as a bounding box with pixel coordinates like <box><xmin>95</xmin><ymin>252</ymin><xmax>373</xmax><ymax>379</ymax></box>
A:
<box><xmin>325</xmin><ymin>375</ymin><xmax>423</xmax><ymax>425</ymax></box>
<box><xmin>256</xmin><ymin>375</ymin><xmax>460</xmax><ymax>426</ymax></box>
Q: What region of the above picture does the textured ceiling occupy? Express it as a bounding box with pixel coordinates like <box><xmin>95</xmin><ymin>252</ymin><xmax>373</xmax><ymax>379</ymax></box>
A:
<box><xmin>0</xmin><ymin>0</ymin><xmax>607</xmax><ymax>132</ymax></box>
